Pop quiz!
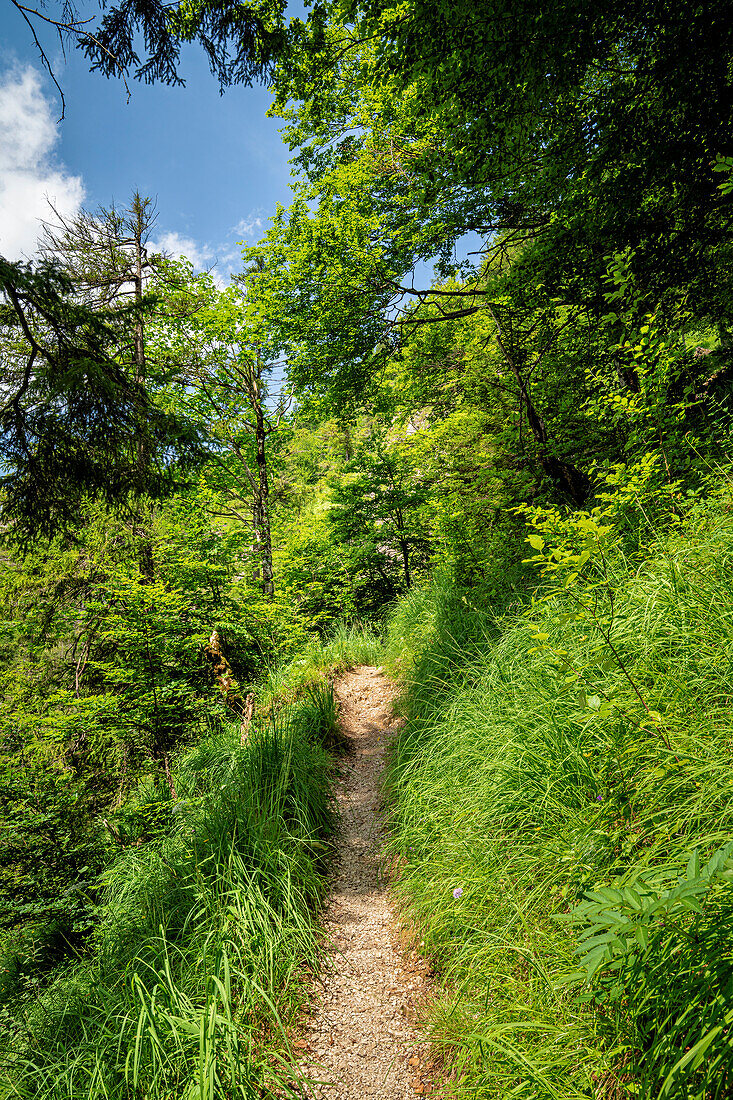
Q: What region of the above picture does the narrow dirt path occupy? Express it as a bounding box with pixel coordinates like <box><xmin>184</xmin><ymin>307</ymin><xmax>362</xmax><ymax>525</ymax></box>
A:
<box><xmin>297</xmin><ymin>665</ymin><xmax>433</xmax><ymax>1100</ymax></box>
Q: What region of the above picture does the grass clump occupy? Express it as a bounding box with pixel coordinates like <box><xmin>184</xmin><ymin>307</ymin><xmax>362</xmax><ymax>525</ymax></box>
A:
<box><xmin>383</xmin><ymin>493</ymin><xmax>733</xmax><ymax>1099</ymax></box>
<box><xmin>0</xmin><ymin>695</ymin><xmax>336</xmax><ymax>1100</ymax></box>
<box><xmin>263</xmin><ymin>621</ymin><xmax>382</xmax><ymax>703</ymax></box>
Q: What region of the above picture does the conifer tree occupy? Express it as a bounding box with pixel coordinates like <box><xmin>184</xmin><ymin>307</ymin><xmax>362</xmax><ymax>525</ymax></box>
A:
<box><xmin>34</xmin><ymin>193</ymin><xmax>203</xmax><ymax>576</ymax></box>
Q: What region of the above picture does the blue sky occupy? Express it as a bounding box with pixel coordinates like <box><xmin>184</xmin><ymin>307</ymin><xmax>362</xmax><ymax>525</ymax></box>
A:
<box><xmin>0</xmin><ymin>4</ymin><xmax>299</xmax><ymax>278</ymax></box>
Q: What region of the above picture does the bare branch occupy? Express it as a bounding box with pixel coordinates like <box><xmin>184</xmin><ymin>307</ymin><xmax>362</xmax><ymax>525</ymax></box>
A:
<box><xmin>9</xmin><ymin>0</ymin><xmax>132</xmax><ymax>116</ymax></box>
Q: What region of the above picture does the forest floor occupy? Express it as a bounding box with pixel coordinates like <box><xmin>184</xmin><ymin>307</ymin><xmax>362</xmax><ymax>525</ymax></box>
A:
<box><xmin>295</xmin><ymin>665</ymin><xmax>437</xmax><ymax>1099</ymax></box>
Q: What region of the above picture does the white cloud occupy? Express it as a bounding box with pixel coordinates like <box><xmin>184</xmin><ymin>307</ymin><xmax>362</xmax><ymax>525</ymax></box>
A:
<box><xmin>151</xmin><ymin>230</ymin><xmax>215</xmax><ymax>269</ymax></box>
<box><xmin>0</xmin><ymin>66</ymin><xmax>84</xmax><ymax>259</ymax></box>
<box><xmin>217</xmin><ymin>247</ymin><xmax>242</xmax><ymax>267</ymax></box>
<box><xmin>150</xmin><ymin>230</ymin><xmax>229</xmax><ymax>288</ymax></box>
<box><xmin>234</xmin><ymin>213</ymin><xmax>264</xmax><ymax>239</ymax></box>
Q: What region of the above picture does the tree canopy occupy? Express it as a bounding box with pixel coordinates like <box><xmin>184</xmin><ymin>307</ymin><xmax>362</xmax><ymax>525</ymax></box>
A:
<box><xmin>230</xmin><ymin>0</ymin><xmax>733</xmax><ymax>406</ymax></box>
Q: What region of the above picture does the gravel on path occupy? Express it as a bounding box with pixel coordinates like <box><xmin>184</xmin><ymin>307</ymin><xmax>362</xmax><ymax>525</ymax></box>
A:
<box><xmin>296</xmin><ymin>665</ymin><xmax>434</xmax><ymax>1100</ymax></box>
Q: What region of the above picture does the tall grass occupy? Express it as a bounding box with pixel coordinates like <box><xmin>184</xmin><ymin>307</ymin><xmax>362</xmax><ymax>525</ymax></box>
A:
<box><xmin>0</xmin><ymin>689</ymin><xmax>338</xmax><ymax>1099</ymax></box>
<box><xmin>263</xmin><ymin>621</ymin><xmax>383</xmax><ymax>703</ymax></box>
<box><xmin>384</xmin><ymin>494</ymin><xmax>733</xmax><ymax>1099</ymax></box>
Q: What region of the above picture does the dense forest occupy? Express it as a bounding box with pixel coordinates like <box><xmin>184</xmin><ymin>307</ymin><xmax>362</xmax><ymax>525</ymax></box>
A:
<box><xmin>2</xmin><ymin>0</ymin><xmax>733</xmax><ymax>1096</ymax></box>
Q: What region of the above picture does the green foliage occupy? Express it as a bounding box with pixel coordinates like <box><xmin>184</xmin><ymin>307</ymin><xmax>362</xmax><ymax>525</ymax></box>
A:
<box><xmin>383</xmin><ymin>484</ymin><xmax>733</xmax><ymax>1098</ymax></box>
<box><xmin>0</xmin><ymin>695</ymin><xmax>336</xmax><ymax>1099</ymax></box>
<box><xmin>713</xmin><ymin>155</ymin><xmax>733</xmax><ymax>196</ymax></box>
<box><xmin>0</xmin><ymin>489</ymin><xmax>312</xmax><ymax>939</ymax></box>
<box><xmin>0</xmin><ymin>256</ymin><xmax>196</xmax><ymax>546</ymax></box>
<box><xmin>270</xmin><ymin>0</ymin><xmax>733</xmax><ymax>343</ymax></box>
<box><xmin>9</xmin><ymin>9</ymin><xmax>733</xmax><ymax>1099</ymax></box>
<box><xmin>328</xmin><ymin>427</ymin><xmax>431</xmax><ymax>600</ymax></box>
<box><xmin>20</xmin><ymin>0</ymin><xmax>287</xmax><ymax>98</ymax></box>
<box><xmin>275</xmin><ymin>501</ymin><xmax>360</xmax><ymax>630</ymax></box>
<box><xmin>565</xmin><ymin>844</ymin><xmax>733</xmax><ymax>1098</ymax></box>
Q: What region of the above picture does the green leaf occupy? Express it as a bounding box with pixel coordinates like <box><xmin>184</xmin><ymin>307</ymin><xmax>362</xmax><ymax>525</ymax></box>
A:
<box><xmin>686</xmin><ymin>850</ymin><xmax>700</xmax><ymax>881</ymax></box>
<box><xmin>634</xmin><ymin>924</ymin><xmax>649</xmax><ymax>949</ymax></box>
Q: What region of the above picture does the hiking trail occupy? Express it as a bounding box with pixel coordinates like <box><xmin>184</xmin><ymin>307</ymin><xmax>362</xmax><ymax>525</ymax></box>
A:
<box><xmin>296</xmin><ymin>665</ymin><xmax>436</xmax><ymax>1099</ymax></box>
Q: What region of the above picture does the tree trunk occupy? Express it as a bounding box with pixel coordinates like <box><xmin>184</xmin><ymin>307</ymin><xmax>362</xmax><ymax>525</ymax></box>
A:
<box><xmin>399</xmin><ymin>537</ymin><xmax>412</xmax><ymax>589</ymax></box>
<box><xmin>132</xmin><ymin>194</ymin><xmax>155</xmax><ymax>582</ymax></box>
<box><xmin>393</xmin><ymin>505</ymin><xmax>412</xmax><ymax>588</ymax></box>
<box><xmin>251</xmin><ymin>359</ymin><xmax>274</xmax><ymax>598</ymax></box>
<box><xmin>129</xmin><ymin>201</ymin><xmax>155</xmax><ymax>589</ymax></box>
<box><xmin>489</xmin><ymin>309</ymin><xmax>590</xmax><ymax>506</ymax></box>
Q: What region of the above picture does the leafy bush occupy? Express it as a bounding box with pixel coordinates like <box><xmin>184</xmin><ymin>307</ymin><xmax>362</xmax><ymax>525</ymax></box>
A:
<box><xmin>567</xmin><ymin>843</ymin><xmax>733</xmax><ymax>1099</ymax></box>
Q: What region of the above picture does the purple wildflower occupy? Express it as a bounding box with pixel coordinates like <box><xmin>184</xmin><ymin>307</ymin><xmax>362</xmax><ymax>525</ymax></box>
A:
<box><xmin>452</xmin><ymin>887</ymin><xmax>464</xmax><ymax>899</ymax></box>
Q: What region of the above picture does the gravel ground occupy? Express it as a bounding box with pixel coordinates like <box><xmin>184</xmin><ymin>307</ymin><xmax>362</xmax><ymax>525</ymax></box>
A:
<box><xmin>295</xmin><ymin>666</ymin><xmax>435</xmax><ymax>1099</ymax></box>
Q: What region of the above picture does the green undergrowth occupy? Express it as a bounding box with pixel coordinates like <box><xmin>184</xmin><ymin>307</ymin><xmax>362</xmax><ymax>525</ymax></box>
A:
<box><xmin>262</xmin><ymin>621</ymin><xmax>382</xmax><ymax>705</ymax></box>
<box><xmin>384</xmin><ymin>488</ymin><xmax>733</xmax><ymax>1099</ymax></box>
<box><xmin>0</xmin><ymin>687</ymin><xmax>338</xmax><ymax>1100</ymax></box>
